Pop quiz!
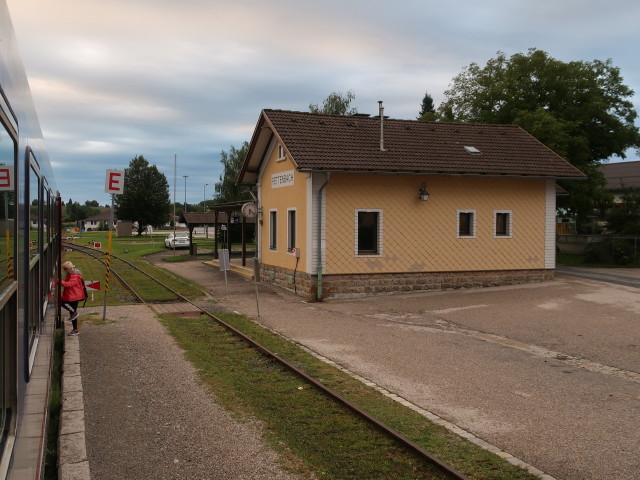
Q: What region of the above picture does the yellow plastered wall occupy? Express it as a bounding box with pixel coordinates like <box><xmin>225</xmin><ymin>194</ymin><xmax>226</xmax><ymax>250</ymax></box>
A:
<box><xmin>260</xmin><ymin>146</ymin><xmax>308</xmax><ymax>272</ymax></box>
<box><xmin>324</xmin><ymin>174</ymin><xmax>547</xmax><ymax>274</ymax></box>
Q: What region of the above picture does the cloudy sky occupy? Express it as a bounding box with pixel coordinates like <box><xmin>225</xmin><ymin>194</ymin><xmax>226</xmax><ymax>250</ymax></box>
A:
<box><xmin>6</xmin><ymin>0</ymin><xmax>640</xmax><ymax>206</ymax></box>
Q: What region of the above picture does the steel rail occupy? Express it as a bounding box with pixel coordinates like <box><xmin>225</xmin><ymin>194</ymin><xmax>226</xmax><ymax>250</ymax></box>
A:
<box><xmin>63</xmin><ymin>241</ymin><xmax>186</xmax><ymax>302</ymax></box>
<box><xmin>63</xmin><ymin>242</ymin><xmax>145</xmax><ymax>303</ymax></box>
<box><xmin>67</xmin><ymin>243</ymin><xmax>471</xmax><ymax>480</ymax></box>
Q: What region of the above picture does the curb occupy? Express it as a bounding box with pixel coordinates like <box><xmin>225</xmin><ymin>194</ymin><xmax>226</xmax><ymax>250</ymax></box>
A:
<box><xmin>59</xmin><ymin>323</ymin><xmax>90</xmax><ymax>480</ymax></box>
<box><xmin>204</xmin><ymin>258</ymin><xmax>254</xmax><ymax>278</ymax></box>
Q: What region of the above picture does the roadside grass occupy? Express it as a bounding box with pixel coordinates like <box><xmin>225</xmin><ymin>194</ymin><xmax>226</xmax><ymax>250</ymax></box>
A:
<box><xmin>161</xmin><ymin>312</ymin><xmax>539</xmax><ymax>480</ymax></box>
<box><xmin>66</xmin><ymin>231</ymin><xmax>252</xmax><ymax>260</ymax></box>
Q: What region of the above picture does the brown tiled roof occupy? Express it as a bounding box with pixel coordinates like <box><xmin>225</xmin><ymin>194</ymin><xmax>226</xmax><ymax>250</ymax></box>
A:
<box><xmin>240</xmin><ymin>110</ymin><xmax>586</xmax><ymax>183</ymax></box>
<box><xmin>181</xmin><ymin>212</ymin><xmax>219</xmax><ymax>225</ymax></box>
<box><xmin>599</xmin><ymin>160</ymin><xmax>640</xmax><ymax>190</ymax></box>
<box><xmin>85</xmin><ymin>209</ymin><xmax>115</xmax><ymax>222</ymax></box>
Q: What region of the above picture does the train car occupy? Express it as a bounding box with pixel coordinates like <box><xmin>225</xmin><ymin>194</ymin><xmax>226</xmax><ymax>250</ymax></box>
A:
<box><xmin>0</xmin><ymin>2</ymin><xmax>61</xmax><ymax>479</ymax></box>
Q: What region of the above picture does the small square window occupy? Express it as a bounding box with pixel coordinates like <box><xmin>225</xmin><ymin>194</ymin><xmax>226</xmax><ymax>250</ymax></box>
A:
<box><xmin>457</xmin><ymin>210</ymin><xmax>476</xmax><ymax>238</ymax></box>
<box><xmin>355</xmin><ymin>209</ymin><xmax>383</xmax><ymax>256</ymax></box>
<box><xmin>277</xmin><ymin>144</ymin><xmax>286</xmax><ymax>161</ymax></box>
<box><xmin>494</xmin><ymin>210</ymin><xmax>512</xmax><ymax>238</ymax></box>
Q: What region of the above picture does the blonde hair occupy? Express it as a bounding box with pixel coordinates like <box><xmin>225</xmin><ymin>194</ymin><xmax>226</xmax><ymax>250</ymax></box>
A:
<box><xmin>62</xmin><ymin>261</ymin><xmax>75</xmax><ymax>269</ymax></box>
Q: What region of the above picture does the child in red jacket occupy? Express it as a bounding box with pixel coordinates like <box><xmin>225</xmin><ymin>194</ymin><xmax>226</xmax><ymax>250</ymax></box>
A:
<box><xmin>61</xmin><ymin>261</ymin><xmax>84</xmax><ymax>336</ymax></box>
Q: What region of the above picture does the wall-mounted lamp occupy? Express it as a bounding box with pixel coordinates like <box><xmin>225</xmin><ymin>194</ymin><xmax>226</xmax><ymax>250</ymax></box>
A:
<box><xmin>418</xmin><ymin>182</ymin><xmax>430</xmax><ymax>201</ymax></box>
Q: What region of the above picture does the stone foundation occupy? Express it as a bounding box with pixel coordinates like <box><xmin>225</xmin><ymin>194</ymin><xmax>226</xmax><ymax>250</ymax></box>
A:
<box><xmin>260</xmin><ymin>264</ymin><xmax>554</xmax><ymax>302</ymax></box>
<box><xmin>259</xmin><ymin>265</ymin><xmax>316</xmax><ymax>299</ymax></box>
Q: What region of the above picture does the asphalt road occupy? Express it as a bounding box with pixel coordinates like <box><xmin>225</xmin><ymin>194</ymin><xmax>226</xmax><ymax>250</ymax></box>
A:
<box><xmin>155</xmin><ymin>255</ymin><xmax>640</xmax><ymax>480</ymax></box>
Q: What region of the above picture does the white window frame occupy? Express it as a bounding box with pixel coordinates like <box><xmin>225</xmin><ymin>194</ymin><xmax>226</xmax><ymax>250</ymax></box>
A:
<box><xmin>287</xmin><ymin>208</ymin><xmax>296</xmax><ymax>253</ymax></box>
<box><xmin>456</xmin><ymin>209</ymin><xmax>476</xmax><ymax>238</ymax></box>
<box><xmin>276</xmin><ymin>144</ymin><xmax>286</xmax><ymax>162</ymax></box>
<box><xmin>269</xmin><ymin>209</ymin><xmax>277</xmax><ymax>251</ymax></box>
<box><xmin>494</xmin><ymin>210</ymin><xmax>512</xmax><ymax>238</ymax></box>
<box><xmin>355</xmin><ymin>209</ymin><xmax>383</xmax><ymax>257</ymax></box>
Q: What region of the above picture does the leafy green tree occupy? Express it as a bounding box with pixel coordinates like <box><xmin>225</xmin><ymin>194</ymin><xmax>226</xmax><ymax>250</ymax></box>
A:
<box><xmin>606</xmin><ymin>189</ymin><xmax>640</xmax><ymax>235</ymax></box>
<box><xmin>438</xmin><ymin>49</ymin><xmax>640</xmax><ymax>232</ymax></box>
<box><xmin>85</xmin><ymin>200</ymin><xmax>99</xmax><ymax>207</ymax></box>
<box><xmin>114</xmin><ymin>155</ymin><xmax>171</xmax><ymax>235</ymax></box>
<box><xmin>214</xmin><ymin>142</ymin><xmax>251</xmax><ymax>203</ymax></box>
<box><xmin>309</xmin><ymin>90</ymin><xmax>357</xmax><ymax>115</ymax></box>
<box><xmin>418</xmin><ymin>91</ymin><xmax>436</xmax><ymax>121</ymax></box>
<box><xmin>64</xmin><ymin>200</ymin><xmax>99</xmax><ymax>222</ymax></box>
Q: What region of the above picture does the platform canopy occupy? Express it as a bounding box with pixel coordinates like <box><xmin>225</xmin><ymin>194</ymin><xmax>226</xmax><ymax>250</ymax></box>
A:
<box><xmin>179</xmin><ymin>203</ymin><xmax>255</xmax><ymax>265</ymax></box>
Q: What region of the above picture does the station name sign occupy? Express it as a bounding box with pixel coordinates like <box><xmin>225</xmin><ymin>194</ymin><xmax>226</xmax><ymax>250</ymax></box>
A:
<box><xmin>271</xmin><ymin>170</ymin><xmax>294</xmax><ymax>189</ymax></box>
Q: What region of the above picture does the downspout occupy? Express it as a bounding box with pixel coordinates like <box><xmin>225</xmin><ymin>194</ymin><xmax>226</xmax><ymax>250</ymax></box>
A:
<box><xmin>316</xmin><ymin>172</ymin><xmax>331</xmax><ymax>301</ymax></box>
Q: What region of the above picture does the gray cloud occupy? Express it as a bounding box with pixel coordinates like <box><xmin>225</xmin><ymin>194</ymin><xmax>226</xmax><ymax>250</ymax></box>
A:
<box><xmin>7</xmin><ymin>0</ymin><xmax>640</xmax><ymax>204</ymax></box>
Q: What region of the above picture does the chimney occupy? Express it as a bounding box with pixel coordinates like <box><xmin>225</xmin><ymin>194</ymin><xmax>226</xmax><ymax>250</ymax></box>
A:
<box><xmin>378</xmin><ymin>100</ymin><xmax>386</xmax><ymax>151</ymax></box>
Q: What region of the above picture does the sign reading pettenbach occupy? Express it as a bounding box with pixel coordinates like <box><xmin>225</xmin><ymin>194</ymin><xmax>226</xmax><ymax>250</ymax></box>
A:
<box><xmin>271</xmin><ymin>170</ymin><xmax>294</xmax><ymax>188</ymax></box>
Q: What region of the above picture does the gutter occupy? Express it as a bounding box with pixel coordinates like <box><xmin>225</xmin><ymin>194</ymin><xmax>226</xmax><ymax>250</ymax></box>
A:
<box><xmin>316</xmin><ymin>172</ymin><xmax>331</xmax><ymax>301</ymax></box>
<box><xmin>297</xmin><ymin>168</ymin><xmax>586</xmax><ymax>180</ymax></box>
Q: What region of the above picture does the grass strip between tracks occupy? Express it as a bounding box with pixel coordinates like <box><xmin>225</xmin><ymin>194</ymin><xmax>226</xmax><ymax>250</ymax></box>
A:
<box><xmin>160</xmin><ymin>312</ymin><xmax>540</xmax><ymax>480</ymax></box>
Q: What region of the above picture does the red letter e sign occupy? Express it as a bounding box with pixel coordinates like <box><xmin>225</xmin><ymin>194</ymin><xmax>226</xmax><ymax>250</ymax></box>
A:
<box><xmin>0</xmin><ymin>165</ymin><xmax>14</xmax><ymax>192</ymax></box>
<box><xmin>105</xmin><ymin>169</ymin><xmax>124</xmax><ymax>194</ymax></box>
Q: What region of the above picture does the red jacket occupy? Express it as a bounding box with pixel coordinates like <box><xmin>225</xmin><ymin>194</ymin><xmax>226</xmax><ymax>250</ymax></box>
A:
<box><xmin>61</xmin><ymin>271</ymin><xmax>85</xmax><ymax>302</ymax></box>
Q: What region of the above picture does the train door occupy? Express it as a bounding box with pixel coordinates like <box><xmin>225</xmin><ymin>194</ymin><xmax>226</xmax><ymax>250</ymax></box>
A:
<box><xmin>0</xmin><ymin>99</ymin><xmax>17</xmax><ymax>475</ymax></box>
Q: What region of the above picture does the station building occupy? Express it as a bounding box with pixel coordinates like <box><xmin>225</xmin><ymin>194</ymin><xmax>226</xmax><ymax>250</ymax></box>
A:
<box><xmin>238</xmin><ymin>109</ymin><xmax>586</xmax><ymax>301</ymax></box>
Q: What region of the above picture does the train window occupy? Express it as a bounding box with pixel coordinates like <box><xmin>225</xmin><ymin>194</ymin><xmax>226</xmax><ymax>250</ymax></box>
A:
<box><xmin>29</xmin><ymin>166</ymin><xmax>40</xmax><ymax>260</ymax></box>
<box><xmin>45</xmin><ymin>189</ymin><xmax>51</xmax><ymax>244</ymax></box>
<box><xmin>0</xmin><ymin>126</ymin><xmax>16</xmax><ymax>293</ymax></box>
<box><xmin>27</xmin><ymin>165</ymin><xmax>41</xmax><ymax>352</ymax></box>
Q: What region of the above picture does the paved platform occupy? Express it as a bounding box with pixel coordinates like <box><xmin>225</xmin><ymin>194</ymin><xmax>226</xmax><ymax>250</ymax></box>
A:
<box><xmin>556</xmin><ymin>265</ymin><xmax>640</xmax><ymax>288</ymax></box>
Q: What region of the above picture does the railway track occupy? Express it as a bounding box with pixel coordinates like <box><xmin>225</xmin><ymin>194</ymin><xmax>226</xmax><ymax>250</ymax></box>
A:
<box><xmin>63</xmin><ymin>241</ymin><xmax>185</xmax><ymax>303</ymax></box>
<box><xmin>65</xmin><ymin>241</ymin><xmax>471</xmax><ymax>480</ymax></box>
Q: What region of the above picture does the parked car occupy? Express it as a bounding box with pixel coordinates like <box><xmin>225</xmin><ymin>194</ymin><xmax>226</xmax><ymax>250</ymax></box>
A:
<box><xmin>165</xmin><ymin>232</ymin><xmax>190</xmax><ymax>249</ymax></box>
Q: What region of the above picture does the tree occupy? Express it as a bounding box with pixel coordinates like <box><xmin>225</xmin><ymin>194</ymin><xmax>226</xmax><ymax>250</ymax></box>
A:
<box><xmin>309</xmin><ymin>90</ymin><xmax>357</xmax><ymax>115</ymax></box>
<box><xmin>114</xmin><ymin>155</ymin><xmax>171</xmax><ymax>235</ymax></box>
<box><xmin>438</xmin><ymin>49</ymin><xmax>640</xmax><ymax>232</ymax></box>
<box><xmin>64</xmin><ymin>200</ymin><xmax>98</xmax><ymax>222</ymax></box>
<box><xmin>214</xmin><ymin>142</ymin><xmax>251</xmax><ymax>203</ymax></box>
<box><xmin>418</xmin><ymin>91</ymin><xmax>436</xmax><ymax>121</ymax></box>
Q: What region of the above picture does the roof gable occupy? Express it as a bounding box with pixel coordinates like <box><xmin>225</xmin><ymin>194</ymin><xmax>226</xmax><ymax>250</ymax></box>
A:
<box><xmin>84</xmin><ymin>210</ymin><xmax>115</xmax><ymax>222</ymax></box>
<box><xmin>239</xmin><ymin>109</ymin><xmax>586</xmax><ymax>184</ymax></box>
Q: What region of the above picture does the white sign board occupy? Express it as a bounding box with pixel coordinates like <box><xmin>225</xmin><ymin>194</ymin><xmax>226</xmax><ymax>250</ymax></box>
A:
<box><xmin>271</xmin><ymin>170</ymin><xmax>294</xmax><ymax>189</ymax></box>
<box><xmin>218</xmin><ymin>249</ymin><xmax>230</xmax><ymax>271</ymax></box>
<box><xmin>105</xmin><ymin>169</ymin><xmax>125</xmax><ymax>194</ymax></box>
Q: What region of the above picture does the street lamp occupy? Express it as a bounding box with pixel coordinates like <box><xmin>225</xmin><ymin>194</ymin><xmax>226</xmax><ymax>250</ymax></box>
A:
<box><xmin>182</xmin><ymin>175</ymin><xmax>189</xmax><ymax>212</ymax></box>
<box><xmin>203</xmin><ymin>183</ymin><xmax>208</xmax><ymax>212</ymax></box>
<box><xmin>203</xmin><ymin>183</ymin><xmax>209</xmax><ymax>238</ymax></box>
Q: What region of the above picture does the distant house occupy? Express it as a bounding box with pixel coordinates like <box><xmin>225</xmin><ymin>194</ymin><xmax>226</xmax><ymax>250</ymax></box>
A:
<box><xmin>83</xmin><ymin>210</ymin><xmax>117</xmax><ymax>230</ymax></box>
<box><xmin>239</xmin><ymin>109</ymin><xmax>586</xmax><ymax>301</ymax></box>
<box><xmin>165</xmin><ymin>214</ymin><xmax>186</xmax><ymax>229</ymax></box>
<box><xmin>599</xmin><ymin>160</ymin><xmax>640</xmax><ymax>203</ymax></box>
